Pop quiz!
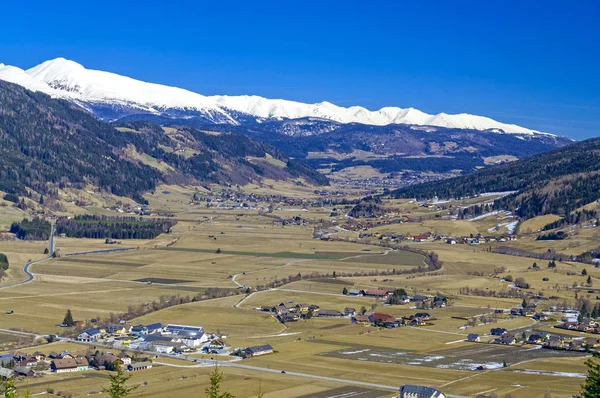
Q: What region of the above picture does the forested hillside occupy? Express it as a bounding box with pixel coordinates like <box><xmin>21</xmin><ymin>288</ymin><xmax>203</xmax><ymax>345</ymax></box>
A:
<box><xmin>392</xmin><ymin>137</ymin><xmax>600</xmax><ymax>219</ymax></box>
<box><xmin>0</xmin><ymin>80</ymin><xmax>158</xmax><ymax>201</ymax></box>
<box><xmin>0</xmin><ymin>81</ymin><xmax>328</xmax><ymax>206</ymax></box>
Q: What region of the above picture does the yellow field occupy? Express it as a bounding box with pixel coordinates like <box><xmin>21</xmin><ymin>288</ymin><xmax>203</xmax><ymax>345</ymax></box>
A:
<box><xmin>0</xmin><ymin>198</ymin><xmax>597</xmax><ymax>397</ymax></box>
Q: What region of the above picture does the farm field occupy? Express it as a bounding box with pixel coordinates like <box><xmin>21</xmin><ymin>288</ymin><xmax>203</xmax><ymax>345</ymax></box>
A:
<box><xmin>0</xmin><ymin>197</ymin><xmax>597</xmax><ymax>398</ymax></box>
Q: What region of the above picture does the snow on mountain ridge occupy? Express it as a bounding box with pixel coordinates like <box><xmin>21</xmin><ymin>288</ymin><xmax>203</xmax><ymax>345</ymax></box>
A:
<box><xmin>0</xmin><ymin>57</ymin><xmax>550</xmax><ymax>135</ymax></box>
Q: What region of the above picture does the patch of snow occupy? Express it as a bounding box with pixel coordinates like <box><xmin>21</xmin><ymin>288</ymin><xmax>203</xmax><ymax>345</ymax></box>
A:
<box><xmin>469</xmin><ymin>211</ymin><xmax>506</xmax><ymax>221</ymax></box>
<box><xmin>505</xmin><ymin>221</ymin><xmax>519</xmax><ymax>234</ymax></box>
<box><xmin>341</xmin><ymin>349</ymin><xmax>370</xmax><ymax>355</ymax></box>
<box><xmin>512</xmin><ymin>369</ymin><xmax>586</xmax><ymax>378</ymax></box>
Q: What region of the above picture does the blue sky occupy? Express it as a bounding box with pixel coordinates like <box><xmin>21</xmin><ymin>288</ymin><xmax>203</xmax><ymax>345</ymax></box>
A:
<box><xmin>1</xmin><ymin>0</ymin><xmax>599</xmax><ymax>139</ymax></box>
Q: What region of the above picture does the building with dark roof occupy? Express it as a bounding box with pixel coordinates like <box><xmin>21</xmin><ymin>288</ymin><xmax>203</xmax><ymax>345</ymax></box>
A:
<box><xmin>163</xmin><ymin>324</ymin><xmax>208</xmax><ymax>347</ymax></box>
<box><xmin>244</xmin><ymin>344</ymin><xmax>273</xmax><ymax>357</ymax></box>
<box><xmin>399</xmin><ymin>385</ymin><xmax>445</xmax><ymax>398</ymax></box>
<box><xmin>77</xmin><ymin>328</ymin><xmax>101</xmax><ymax>342</ymax></box>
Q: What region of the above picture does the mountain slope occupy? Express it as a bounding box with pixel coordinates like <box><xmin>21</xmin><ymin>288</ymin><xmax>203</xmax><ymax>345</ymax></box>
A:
<box><xmin>0</xmin><ymin>80</ymin><xmax>159</xmax><ymax>201</ymax></box>
<box><xmin>0</xmin><ymin>81</ymin><xmax>327</xmax><ymax>203</ymax></box>
<box><xmin>392</xmin><ymin>137</ymin><xmax>600</xmax><ymax>218</ymax></box>
<box><xmin>165</xmin><ymin>119</ymin><xmax>571</xmax><ymax>178</ymax></box>
<box><xmin>0</xmin><ymin>57</ymin><xmax>551</xmax><ymax>135</ymax></box>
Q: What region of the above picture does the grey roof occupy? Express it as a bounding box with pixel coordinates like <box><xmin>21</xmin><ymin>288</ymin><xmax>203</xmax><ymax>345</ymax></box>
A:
<box><xmin>163</xmin><ymin>324</ymin><xmax>204</xmax><ymax>338</ymax></box>
<box><xmin>400</xmin><ymin>385</ymin><xmax>443</xmax><ymax>398</ymax></box>
<box><xmin>0</xmin><ymin>367</ymin><xmax>13</xmax><ymax>378</ymax></box>
<box><xmin>13</xmin><ymin>366</ymin><xmax>32</xmax><ymax>375</ymax></box>
<box><xmin>245</xmin><ymin>344</ymin><xmax>273</xmax><ymax>353</ymax></box>
<box><xmin>129</xmin><ymin>362</ymin><xmax>152</xmax><ymax>369</ymax></box>
<box><xmin>143</xmin><ymin>335</ymin><xmax>175</xmax><ymax>343</ymax></box>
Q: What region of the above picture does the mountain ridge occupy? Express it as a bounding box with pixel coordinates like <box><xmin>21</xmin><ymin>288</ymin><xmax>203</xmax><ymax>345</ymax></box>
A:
<box><xmin>0</xmin><ymin>80</ymin><xmax>328</xmax><ymax>204</ymax></box>
<box><xmin>391</xmin><ymin>137</ymin><xmax>600</xmax><ymax>219</ymax></box>
<box><xmin>0</xmin><ymin>57</ymin><xmax>554</xmax><ymax>136</ymax></box>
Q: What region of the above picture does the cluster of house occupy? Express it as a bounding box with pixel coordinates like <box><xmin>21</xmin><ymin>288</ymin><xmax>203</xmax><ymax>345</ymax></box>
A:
<box><xmin>358</xmin><ymin>230</ymin><xmax>517</xmax><ymax>245</ymax></box>
<box><xmin>77</xmin><ymin>323</ymin><xmax>226</xmax><ymax>355</ymax></box>
<box><xmin>0</xmin><ymin>349</ymin><xmax>152</xmax><ymax>379</ymax></box>
<box><xmin>346</xmin><ymin>289</ymin><xmax>447</xmax><ymax>309</ymax></box>
<box><xmin>257</xmin><ymin>301</ymin><xmax>356</xmax><ymax>323</ymax></box>
<box><xmin>466</xmin><ymin>328</ymin><xmax>600</xmax><ymax>352</ymax></box>
<box><xmin>351</xmin><ymin>312</ymin><xmax>432</xmax><ymax>328</ymax></box>
<box><xmin>558</xmin><ymin>318</ymin><xmax>600</xmax><ymax>335</ymax></box>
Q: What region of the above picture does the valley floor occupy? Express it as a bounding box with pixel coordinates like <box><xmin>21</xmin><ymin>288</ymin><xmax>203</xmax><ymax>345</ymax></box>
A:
<box><xmin>0</xmin><ymin>195</ymin><xmax>597</xmax><ymax>398</ymax></box>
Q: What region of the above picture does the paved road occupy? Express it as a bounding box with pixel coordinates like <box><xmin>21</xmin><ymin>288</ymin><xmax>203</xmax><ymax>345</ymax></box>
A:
<box><xmin>0</xmin><ymin>223</ymin><xmax>55</xmax><ymax>289</ymax></box>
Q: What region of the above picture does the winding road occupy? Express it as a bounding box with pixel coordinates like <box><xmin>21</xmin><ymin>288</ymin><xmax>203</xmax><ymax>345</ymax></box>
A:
<box><xmin>0</xmin><ymin>222</ymin><xmax>55</xmax><ymax>289</ymax></box>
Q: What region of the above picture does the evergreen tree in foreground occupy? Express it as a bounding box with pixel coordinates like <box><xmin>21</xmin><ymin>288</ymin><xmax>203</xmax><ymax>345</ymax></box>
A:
<box><xmin>103</xmin><ymin>366</ymin><xmax>138</xmax><ymax>398</ymax></box>
<box><xmin>206</xmin><ymin>364</ymin><xmax>234</xmax><ymax>398</ymax></box>
<box><xmin>577</xmin><ymin>353</ymin><xmax>600</xmax><ymax>398</ymax></box>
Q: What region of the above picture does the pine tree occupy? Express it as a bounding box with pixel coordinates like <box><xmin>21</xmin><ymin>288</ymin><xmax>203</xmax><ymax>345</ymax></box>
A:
<box><xmin>576</xmin><ymin>353</ymin><xmax>600</xmax><ymax>398</ymax></box>
<box><xmin>342</xmin><ymin>287</ymin><xmax>348</xmax><ymax>295</ymax></box>
<box><xmin>103</xmin><ymin>366</ymin><xmax>138</xmax><ymax>398</ymax></box>
<box><xmin>1</xmin><ymin>377</ymin><xmax>17</xmax><ymax>398</ymax></box>
<box><xmin>583</xmin><ymin>269</ymin><xmax>588</xmax><ymax>276</ymax></box>
<box><xmin>588</xmin><ymin>275</ymin><xmax>593</xmax><ymax>286</ymax></box>
<box><xmin>205</xmin><ymin>364</ymin><xmax>234</xmax><ymax>398</ymax></box>
<box><xmin>521</xmin><ymin>298</ymin><xmax>528</xmax><ymax>309</ymax></box>
<box><xmin>63</xmin><ymin>309</ymin><xmax>74</xmax><ymax>327</ymax></box>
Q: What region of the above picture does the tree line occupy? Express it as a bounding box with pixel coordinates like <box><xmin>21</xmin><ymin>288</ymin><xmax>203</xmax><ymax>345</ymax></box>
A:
<box><xmin>9</xmin><ymin>217</ymin><xmax>51</xmax><ymax>240</ymax></box>
<box><xmin>55</xmin><ymin>215</ymin><xmax>177</xmax><ymax>240</ymax></box>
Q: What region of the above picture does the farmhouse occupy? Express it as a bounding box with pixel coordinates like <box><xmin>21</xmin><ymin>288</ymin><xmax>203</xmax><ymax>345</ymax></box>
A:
<box><xmin>362</xmin><ymin>289</ymin><xmax>391</xmax><ymax>298</ymax></box>
<box><xmin>399</xmin><ymin>384</ymin><xmax>446</xmax><ymax>398</ymax></box>
<box><xmin>352</xmin><ymin>315</ymin><xmax>371</xmax><ymax>325</ymax></box>
<box><xmin>493</xmin><ymin>334</ymin><xmax>516</xmax><ymax>345</ymax></box>
<box><xmin>119</xmin><ymin>353</ymin><xmax>132</xmax><ymax>366</ymax></box>
<box><xmin>318</xmin><ymin>309</ymin><xmax>343</xmax><ymax>317</ymax></box>
<box><xmin>77</xmin><ymin>328</ymin><xmax>101</xmax><ymax>342</ymax></box>
<box><xmin>344</xmin><ymin>307</ymin><xmax>356</xmax><ymax>316</ymax></box>
<box><xmin>13</xmin><ymin>366</ymin><xmax>34</xmax><ymax>378</ymax></box>
<box><xmin>32</xmin><ymin>351</ymin><xmax>46</xmax><ymax>361</ymax></box>
<box><xmin>467</xmin><ymin>333</ymin><xmax>480</xmax><ymax>342</ymax></box>
<box><xmin>369</xmin><ymin>313</ymin><xmax>394</xmax><ymax>324</ymax></box>
<box><xmin>244</xmin><ymin>344</ymin><xmax>274</xmax><ymax>357</ymax></box>
<box><xmin>51</xmin><ymin>357</ymin><xmax>89</xmax><ymax>373</ymax></box>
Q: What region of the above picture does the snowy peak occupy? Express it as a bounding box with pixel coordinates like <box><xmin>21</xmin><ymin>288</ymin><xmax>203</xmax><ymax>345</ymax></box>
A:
<box><xmin>0</xmin><ymin>63</ymin><xmax>62</xmax><ymax>96</ymax></box>
<box><xmin>0</xmin><ymin>57</ymin><xmax>551</xmax><ymax>135</ymax></box>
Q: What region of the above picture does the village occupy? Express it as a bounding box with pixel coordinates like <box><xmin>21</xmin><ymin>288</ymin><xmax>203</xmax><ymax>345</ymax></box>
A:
<box><xmin>0</xmin><ymin>322</ymin><xmax>273</xmax><ymax>382</ymax></box>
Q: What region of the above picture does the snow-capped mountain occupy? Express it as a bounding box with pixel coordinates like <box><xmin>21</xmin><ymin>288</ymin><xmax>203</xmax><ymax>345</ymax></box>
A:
<box><xmin>0</xmin><ymin>57</ymin><xmax>550</xmax><ymax>136</ymax></box>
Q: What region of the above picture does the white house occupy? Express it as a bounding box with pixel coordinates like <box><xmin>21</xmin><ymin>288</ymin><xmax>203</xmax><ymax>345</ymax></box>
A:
<box><xmin>77</xmin><ymin>328</ymin><xmax>101</xmax><ymax>342</ymax></box>
<box><xmin>163</xmin><ymin>324</ymin><xmax>209</xmax><ymax>347</ymax></box>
